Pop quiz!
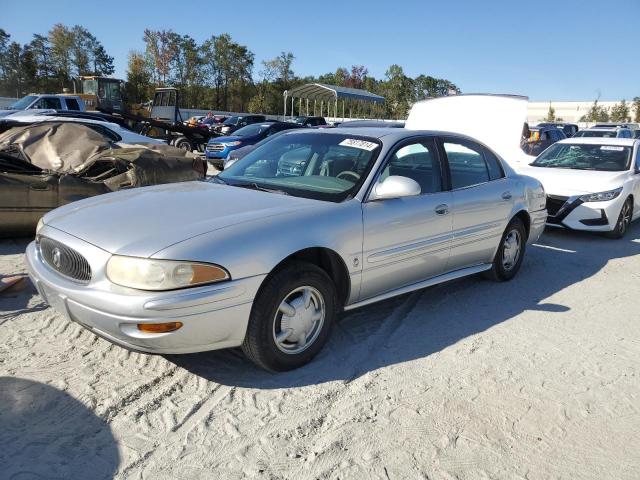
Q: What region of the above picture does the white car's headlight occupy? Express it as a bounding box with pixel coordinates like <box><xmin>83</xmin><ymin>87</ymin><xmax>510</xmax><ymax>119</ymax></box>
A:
<box><xmin>579</xmin><ymin>187</ymin><xmax>622</xmax><ymax>203</ymax></box>
<box><xmin>106</xmin><ymin>256</ymin><xmax>229</xmax><ymax>291</ymax></box>
<box><xmin>223</xmin><ymin>141</ymin><xmax>242</xmax><ymax>147</ymax></box>
<box><xmin>36</xmin><ymin>218</ymin><xmax>45</xmax><ymax>234</ymax></box>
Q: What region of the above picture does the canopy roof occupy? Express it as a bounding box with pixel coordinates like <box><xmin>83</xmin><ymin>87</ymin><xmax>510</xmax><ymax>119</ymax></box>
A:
<box><xmin>284</xmin><ymin>83</ymin><xmax>384</xmax><ymax>104</ymax></box>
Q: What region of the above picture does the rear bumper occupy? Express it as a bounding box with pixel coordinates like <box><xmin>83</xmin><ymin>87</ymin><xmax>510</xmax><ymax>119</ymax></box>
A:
<box><xmin>528</xmin><ymin>208</ymin><xmax>547</xmax><ymax>244</ymax></box>
<box><xmin>25</xmin><ymin>239</ymin><xmax>264</xmax><ymax>354</ymax></box>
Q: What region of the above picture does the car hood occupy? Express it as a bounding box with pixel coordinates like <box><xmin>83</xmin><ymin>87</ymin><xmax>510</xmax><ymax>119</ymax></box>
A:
<box><xmin>405</xmin><ymin>95</ymin><xmax>534</xmax><ymax>166</ymax></box>
<box><xmin>519</xmin><ymin>166</ymin><xmax>627</xmax><ymax>196</ymax></box>
<box><xmin>210</xmin><ymin>135</ymin><xmax>242</xmax><ymax>144</ymax></box>
<box><xmin>43</xmin><ymin>181</ymin><xmax>319</xmax><ymax>257</ymax></box>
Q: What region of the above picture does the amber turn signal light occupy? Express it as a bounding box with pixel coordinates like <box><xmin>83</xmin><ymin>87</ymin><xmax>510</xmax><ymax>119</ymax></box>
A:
<box><xmin>137</xmin><ymin>322</ymin><xmax>183</xmax><ymax>333</ymax></box>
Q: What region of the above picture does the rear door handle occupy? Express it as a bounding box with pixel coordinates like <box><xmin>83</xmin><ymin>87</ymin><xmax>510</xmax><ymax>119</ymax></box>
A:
<box><xmin>30</xmin><ymin>183</ymin><xmax>50</xmax><ymax>191</ymax></box>
<box><xmin>435</xmin><ymin>204</ymin><xmax>449</xmax><ymax>215</ymax></box>
<box><xmin>501</xmin><ymin>191</ymin><xmax>512</xmax><ymax>200</ymax></box>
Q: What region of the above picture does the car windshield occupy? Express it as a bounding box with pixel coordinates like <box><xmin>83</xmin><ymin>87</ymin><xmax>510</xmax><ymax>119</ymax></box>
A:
<box><xmin>574</xmin><ymin>130</ymin><xmax>618</xmax><ymax>138</ymax></box>
<box><xmin>216</xmin><ymin>132</ymin><xmax>382</xmax><ymax>202</ymax></box>
<box><xmin>234</xmin><ymin>123</ymin><xmax>271</xmax><ymax>137</ymax></box>
<box><xmin>292</xmin><ymin>117</ymin><xmax>307</xmax><ymax>124</ymax></box>
<box><xmin>531</xmin><ymin>143</ymin><xmax>632</xmax><ymax>171</ymax></box>
<box><xmin>10</xmin><ymin>95</ymin><xmax>38</xmax><ymax>109</ymax></box>
<box><xmin>223</xmin><ymin>116</ymin><xmax>240</xmax><ymax>125</ymax></box>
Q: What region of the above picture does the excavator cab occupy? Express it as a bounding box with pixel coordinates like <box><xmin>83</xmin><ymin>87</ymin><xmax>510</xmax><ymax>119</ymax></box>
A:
<box><xmin>78</xmin><ymin>76</ymin><xmax>124</xmax><ymax>112</ymax></box>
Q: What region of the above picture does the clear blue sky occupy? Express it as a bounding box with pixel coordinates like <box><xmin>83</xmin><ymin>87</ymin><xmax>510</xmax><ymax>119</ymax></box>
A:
<box><xmin>3</xmin><ymin>0</ymin><xmax>638</xmax><ymax>101</ymax></box>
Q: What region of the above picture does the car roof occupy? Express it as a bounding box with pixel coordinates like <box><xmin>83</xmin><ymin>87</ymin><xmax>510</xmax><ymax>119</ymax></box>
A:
<box><xmin>556</xmin><ymin>137</ymin><xmax>638</xmax><ymax>147</ymax></box>
<box><xmin>278</xmin><ymin>126</ymin><xmax>496</xmax><ymax>145</ymax></box>
<box><xmin>580</xmin><ymin>127</ymin><xmax>618</xmax><ymax>132</ymax></box>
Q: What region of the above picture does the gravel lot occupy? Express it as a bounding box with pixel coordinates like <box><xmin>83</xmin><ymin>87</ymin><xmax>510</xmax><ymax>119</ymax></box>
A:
<box><xmin>1</xmin><ymin>225</ymin><xmax>639</xmax><ymax>479</ymax></box>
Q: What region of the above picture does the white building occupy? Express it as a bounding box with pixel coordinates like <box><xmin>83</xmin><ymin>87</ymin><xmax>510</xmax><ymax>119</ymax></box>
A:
<box><xmin>527</xmin><ymin>100</ymin><xmax>626</xmax><ymax>124</ymax></box>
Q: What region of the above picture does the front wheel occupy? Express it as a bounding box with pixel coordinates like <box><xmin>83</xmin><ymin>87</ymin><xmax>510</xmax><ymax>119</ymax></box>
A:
<box><xmin>241</xmin><ymin>262</ymin><xmax>337</xmax><ymax>371</ymax></box>
<box><xmin>485</xmin><ymin>217</ymin><xmax>527</xmax><ymax>282</ymax></box>
<box><xmin>606</xmin><ymin>198</ymin><xmax>633</xmax><ymax>239</ymax></box>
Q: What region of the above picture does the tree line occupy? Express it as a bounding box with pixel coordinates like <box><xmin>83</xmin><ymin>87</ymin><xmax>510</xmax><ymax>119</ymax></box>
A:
<box><xmin>0</xmin><ymin>25</ymin><xmax>461</xmax><ymax>119</ymax></box>
<box><xmin>544</xmin><ymin>98</ymin><xmax>640</xmax><ymax>123</ymax></box>
<box><xmin>0</xmin><ymin>25</ymin><xmax>114</xmax><ymax>96</ymax></box>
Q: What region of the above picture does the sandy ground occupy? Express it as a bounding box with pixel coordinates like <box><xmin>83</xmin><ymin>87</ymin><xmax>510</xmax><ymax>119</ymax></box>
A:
<box><xmin>1</xmin><ymin>225</ymin><xmax>640</xmax><ymax>480</ymax></box>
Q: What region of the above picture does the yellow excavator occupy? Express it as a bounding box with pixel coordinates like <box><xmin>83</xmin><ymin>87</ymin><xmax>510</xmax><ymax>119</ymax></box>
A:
<box><xmin>63</xmin><ymin>76</ymin><xmax>126</xmax><ymax>113</ymax></box>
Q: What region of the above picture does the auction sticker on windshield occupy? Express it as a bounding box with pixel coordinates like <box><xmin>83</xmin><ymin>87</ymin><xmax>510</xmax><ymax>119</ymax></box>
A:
<box><xmin>339</xmin><ymin>139</ymin><xmax>378</xmax><ymax>151</ymax></box>
<box><xmin>600</xmin><ymin>146</ymin><xmax>624</xmax><ymax>151</ymax></box>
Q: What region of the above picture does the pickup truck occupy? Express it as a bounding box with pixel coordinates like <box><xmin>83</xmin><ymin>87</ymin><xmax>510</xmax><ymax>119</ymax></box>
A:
<box><xmin>0</xmin><ymin>94</ymin><xmax>86</xmax><ymax>118</ymax></box>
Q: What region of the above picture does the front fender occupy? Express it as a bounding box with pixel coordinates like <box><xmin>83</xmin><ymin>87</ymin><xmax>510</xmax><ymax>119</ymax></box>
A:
<box><xmin>152</xmin><ymin>199</ymin><xmax>364</xmax><ymax>285</ymax></box>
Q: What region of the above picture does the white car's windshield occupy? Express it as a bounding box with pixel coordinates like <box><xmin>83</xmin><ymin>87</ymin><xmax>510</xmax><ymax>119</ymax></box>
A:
<box><xmin>10</xmin><ymin>95</ymin><xmax>38</xmax><ymax>109</ymax></box>
<box><xmin>574</xmin><ymin>130</ymin><xmax>618</xmax><ymax>138</ymax></box>
<box><xmin>532</xmin><ymin>143</ymin><xmax>632</xmax><ymax>171</ymax></box>
<box><xmin>216</xmin><ymin>132</ymin><xmax>382</xmax><ymax>202</ymax></box>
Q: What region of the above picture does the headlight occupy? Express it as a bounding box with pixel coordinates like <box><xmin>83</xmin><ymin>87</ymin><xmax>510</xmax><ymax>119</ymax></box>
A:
<box><xmin>36</xmin><ymin>218</ymin><xmax>45</xmax><ymax>234</ymax></box>
<box><xmin>223</xmin><ymin>141</ymin><xmax>242</xmax><ymax>147</ymax></box>
<box><xmin>106</xmin><ymin>256</ymin><xmax>229</xmax><ymax>291</ymax></box>
<box><xmin>579</xmin><ymin>187</ymin><xmax>623</xmax><ymax>203</ymax></box>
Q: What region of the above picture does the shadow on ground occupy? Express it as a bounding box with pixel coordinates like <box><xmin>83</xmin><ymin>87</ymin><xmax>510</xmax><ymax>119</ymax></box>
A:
<box><xmin>0</xmin><ymin>377</ymin><xmax>120</xmax><ymax>480</ymax></box>
<box><xmin>170</xmin><ymin>223</ymin><xmax>640</xmax><ymax>388</ymax></box>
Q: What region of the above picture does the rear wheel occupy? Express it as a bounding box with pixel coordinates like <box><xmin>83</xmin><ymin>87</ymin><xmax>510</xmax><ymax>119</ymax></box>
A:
<box><xmin>241</xmin><ymin>262</ymin><xmax>337</xmax><ymax>371</ymax></box>
<box><xmin>174</xmin><ymin>137</ymin><xmax>193</xmax><ymax>152</ymax></box>
<box><xmin>485</xmin><ymin>217</ymin><xmax>527</xmax><ymax>282</ymax></box>
<box><xmin>606</xmin><ymin>198</ymin><xmax>633</xmax><ymax>239</ymax></box>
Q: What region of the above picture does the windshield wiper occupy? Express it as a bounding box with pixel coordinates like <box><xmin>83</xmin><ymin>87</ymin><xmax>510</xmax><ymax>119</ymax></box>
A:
<box><xmin>236</xmin><ymin>182</ymin><xmax>289</xmax><ymax>195</ymax></box>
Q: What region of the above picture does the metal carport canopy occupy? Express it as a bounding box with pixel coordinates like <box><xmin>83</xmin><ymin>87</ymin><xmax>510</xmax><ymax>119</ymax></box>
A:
<box><xmin>284</xmin><ymin>83</ymin><xmax>384</xmax><ymax>104</ymax></box>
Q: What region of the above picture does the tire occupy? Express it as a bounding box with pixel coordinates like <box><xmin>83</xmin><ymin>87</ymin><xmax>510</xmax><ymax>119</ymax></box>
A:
<box><xmin>606</xmin><ymin>198</ymin><xmax>633</xmax><ymax>239</ymax></box>
<box><xmin>484</xmin><ymin>217</ymin><xmax>527</xmax><ymax>282</ymax></box>
<box><xmin>174</xmin><ymin>137</ymin><xmax>192</xmax><ymax>152</ymax></box>
<box><xmin>241</xmin><ymin>261</ymin><xmax>337</xmax><ymax>371</ymax></box>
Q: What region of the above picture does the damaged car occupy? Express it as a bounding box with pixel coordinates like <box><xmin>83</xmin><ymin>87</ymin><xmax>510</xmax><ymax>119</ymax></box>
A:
<box><xmin>0</xmin><ymin>122</ymin><xmax>205</xmax><ymax>236</ymax></box>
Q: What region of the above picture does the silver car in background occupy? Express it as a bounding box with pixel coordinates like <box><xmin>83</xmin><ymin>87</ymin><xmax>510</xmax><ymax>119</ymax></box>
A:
<box><xmin>26</xmin><ymin>128</ymin><xmax>547</xmax><ymax>371</ymax></box>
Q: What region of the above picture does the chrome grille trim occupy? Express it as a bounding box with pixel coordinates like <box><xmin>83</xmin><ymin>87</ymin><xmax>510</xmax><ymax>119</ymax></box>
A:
<box><xmin>206</xmin><ymin>143</ymin><xmax>225</xmax><ymax>152</ymax></box>
<box><xmin>38</xmin><ymin>236</ymin><xmax>92</xmax><ymax>283</ymax></box>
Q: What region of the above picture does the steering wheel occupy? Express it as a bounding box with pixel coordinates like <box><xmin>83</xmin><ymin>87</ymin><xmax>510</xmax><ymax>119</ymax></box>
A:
<box><xmin>336</xmin><ymin>171</ymin><xmax>360</xmax><ymax>181</ymax></box>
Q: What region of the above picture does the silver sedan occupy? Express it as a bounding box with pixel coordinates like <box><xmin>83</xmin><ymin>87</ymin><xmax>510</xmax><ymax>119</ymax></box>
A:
<box><xmin>26</xmin><ymin>128</ymin><xmax>547</xmax><ymax>371</ymax></box>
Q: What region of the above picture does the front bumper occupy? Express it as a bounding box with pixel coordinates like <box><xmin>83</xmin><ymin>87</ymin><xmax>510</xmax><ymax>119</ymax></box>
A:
<box><xmin>546</xmin><ymin>195</ymin><xmax>622</xmax><ymax>232</ymax></box>
<box><xmin>25</xmin><ymin>233</ymin><xmax>265</xmax><ymax>354</ymax></box>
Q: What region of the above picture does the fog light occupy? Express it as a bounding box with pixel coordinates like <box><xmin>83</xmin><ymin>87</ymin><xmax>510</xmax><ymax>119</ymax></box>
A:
<box><xmin>137</xmin><ymin>322</ymin><xmax>183</xmax><ymax>333</ymax></box>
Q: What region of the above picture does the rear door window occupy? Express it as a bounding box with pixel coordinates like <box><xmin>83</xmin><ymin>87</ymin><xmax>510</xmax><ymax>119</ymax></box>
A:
<box><xmin>442</xmin><ymin>139</ymin><xmax>490</xmax><ymax>189</ymax></box>
<box><xmin>65</xmin><ymin>98</ymin><xmax>80</xmax><ymax>110</ymax></box>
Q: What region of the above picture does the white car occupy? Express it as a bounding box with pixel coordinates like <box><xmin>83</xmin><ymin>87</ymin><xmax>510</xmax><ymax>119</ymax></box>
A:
<box><xmin>521</xmin><ymin>137</ymin><xmax>640</xmax><ymax>238</ymax></box>
<box><xmin>574</xmin><ymin>127</ymin><xmax>634</xmax><ymax>139</ymax></box>
<box><xmin>2</xmin><ymin>112</ymin><xmax>165</xmax><ymax>146</ymax></box>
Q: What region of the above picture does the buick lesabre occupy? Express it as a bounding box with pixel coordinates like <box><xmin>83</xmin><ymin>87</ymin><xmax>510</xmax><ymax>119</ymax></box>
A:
<box><xmin>27</xmin><ymin>128</ymin><xmax>547</xmax><ymax>370</ymax></box>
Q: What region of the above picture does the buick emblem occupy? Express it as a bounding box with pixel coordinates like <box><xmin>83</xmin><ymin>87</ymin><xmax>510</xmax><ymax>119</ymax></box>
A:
<box><xmin>52</xmin><ymin>248</ymin><xmax>62</xmax><ymax>268</ymax></box>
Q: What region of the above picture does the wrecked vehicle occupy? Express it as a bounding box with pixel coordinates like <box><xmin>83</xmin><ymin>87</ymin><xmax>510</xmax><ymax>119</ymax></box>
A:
<box><xmin>0</xmin><ymin>122</ymin><xmax>205</xmax><ymax>236</ymax></box>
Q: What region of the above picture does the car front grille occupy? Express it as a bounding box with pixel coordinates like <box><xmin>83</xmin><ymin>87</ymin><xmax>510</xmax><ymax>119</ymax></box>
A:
<box><xmin>546</xmin><ymin>195</ymin><xmax>569</xmax><ymax>217</ymax></box>
<box><xmin>38</xmin><ymin>236</ymin><xmax>92</xmax><ymax>283</ymax></box>
<box><xmin>206</xmin><ymin>143</ymin><xmax>225</xmax><ymax>152</ymax></box>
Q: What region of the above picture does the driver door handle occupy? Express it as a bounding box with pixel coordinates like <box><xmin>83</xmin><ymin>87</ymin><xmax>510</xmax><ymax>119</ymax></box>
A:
<box><xmin>30</xmin><ymin>183</ymin><xmax>50</xmax><ymax>191</ymax></box>
<box><xmin>435</xmin><ymin>204</ymin><xmax>449</xmax><ymax>215</ymax></box>
<box><xmin>501</xmin><ymin>191</ymin><xmax>512</xmax><ymax>200</ymax></box>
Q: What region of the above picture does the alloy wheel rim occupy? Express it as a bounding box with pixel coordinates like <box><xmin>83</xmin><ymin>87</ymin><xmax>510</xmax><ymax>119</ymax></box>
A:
<box><xmin>619</xmin><ymin>202</ymin><xmax>631</xmax><ymax>233</ymax></box>
<box><xmin>502</xmin><ymin>230</ymin><xmax>521</xmax><ymax>271</ymax></box>
<box><xmin>273</xmin><ymin>286</ymin><xmax>325</xmax><ymax>355</ymax></box>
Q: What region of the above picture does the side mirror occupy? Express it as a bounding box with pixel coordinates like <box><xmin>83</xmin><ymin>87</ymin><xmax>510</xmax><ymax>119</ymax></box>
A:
<box><xmin>369</xmin><ymin>175</ymin><xmax>421</xmax><ymax>201</ymax></box>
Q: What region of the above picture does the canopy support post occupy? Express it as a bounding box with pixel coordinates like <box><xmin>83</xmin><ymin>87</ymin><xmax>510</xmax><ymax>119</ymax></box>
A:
<box><xmin>290</xmin><ymin>95</ymin><xmax>294</xmax><ymax>120</ymax></box>
<box><xmin>306</xmin><ymin>98</ymin><xmax>309</xmax><ymax>116</ymax></box>
<box><xmin>283</xmin><ymin>91</ymin><xmax>287</xmax><ymax>120</ymax></box>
